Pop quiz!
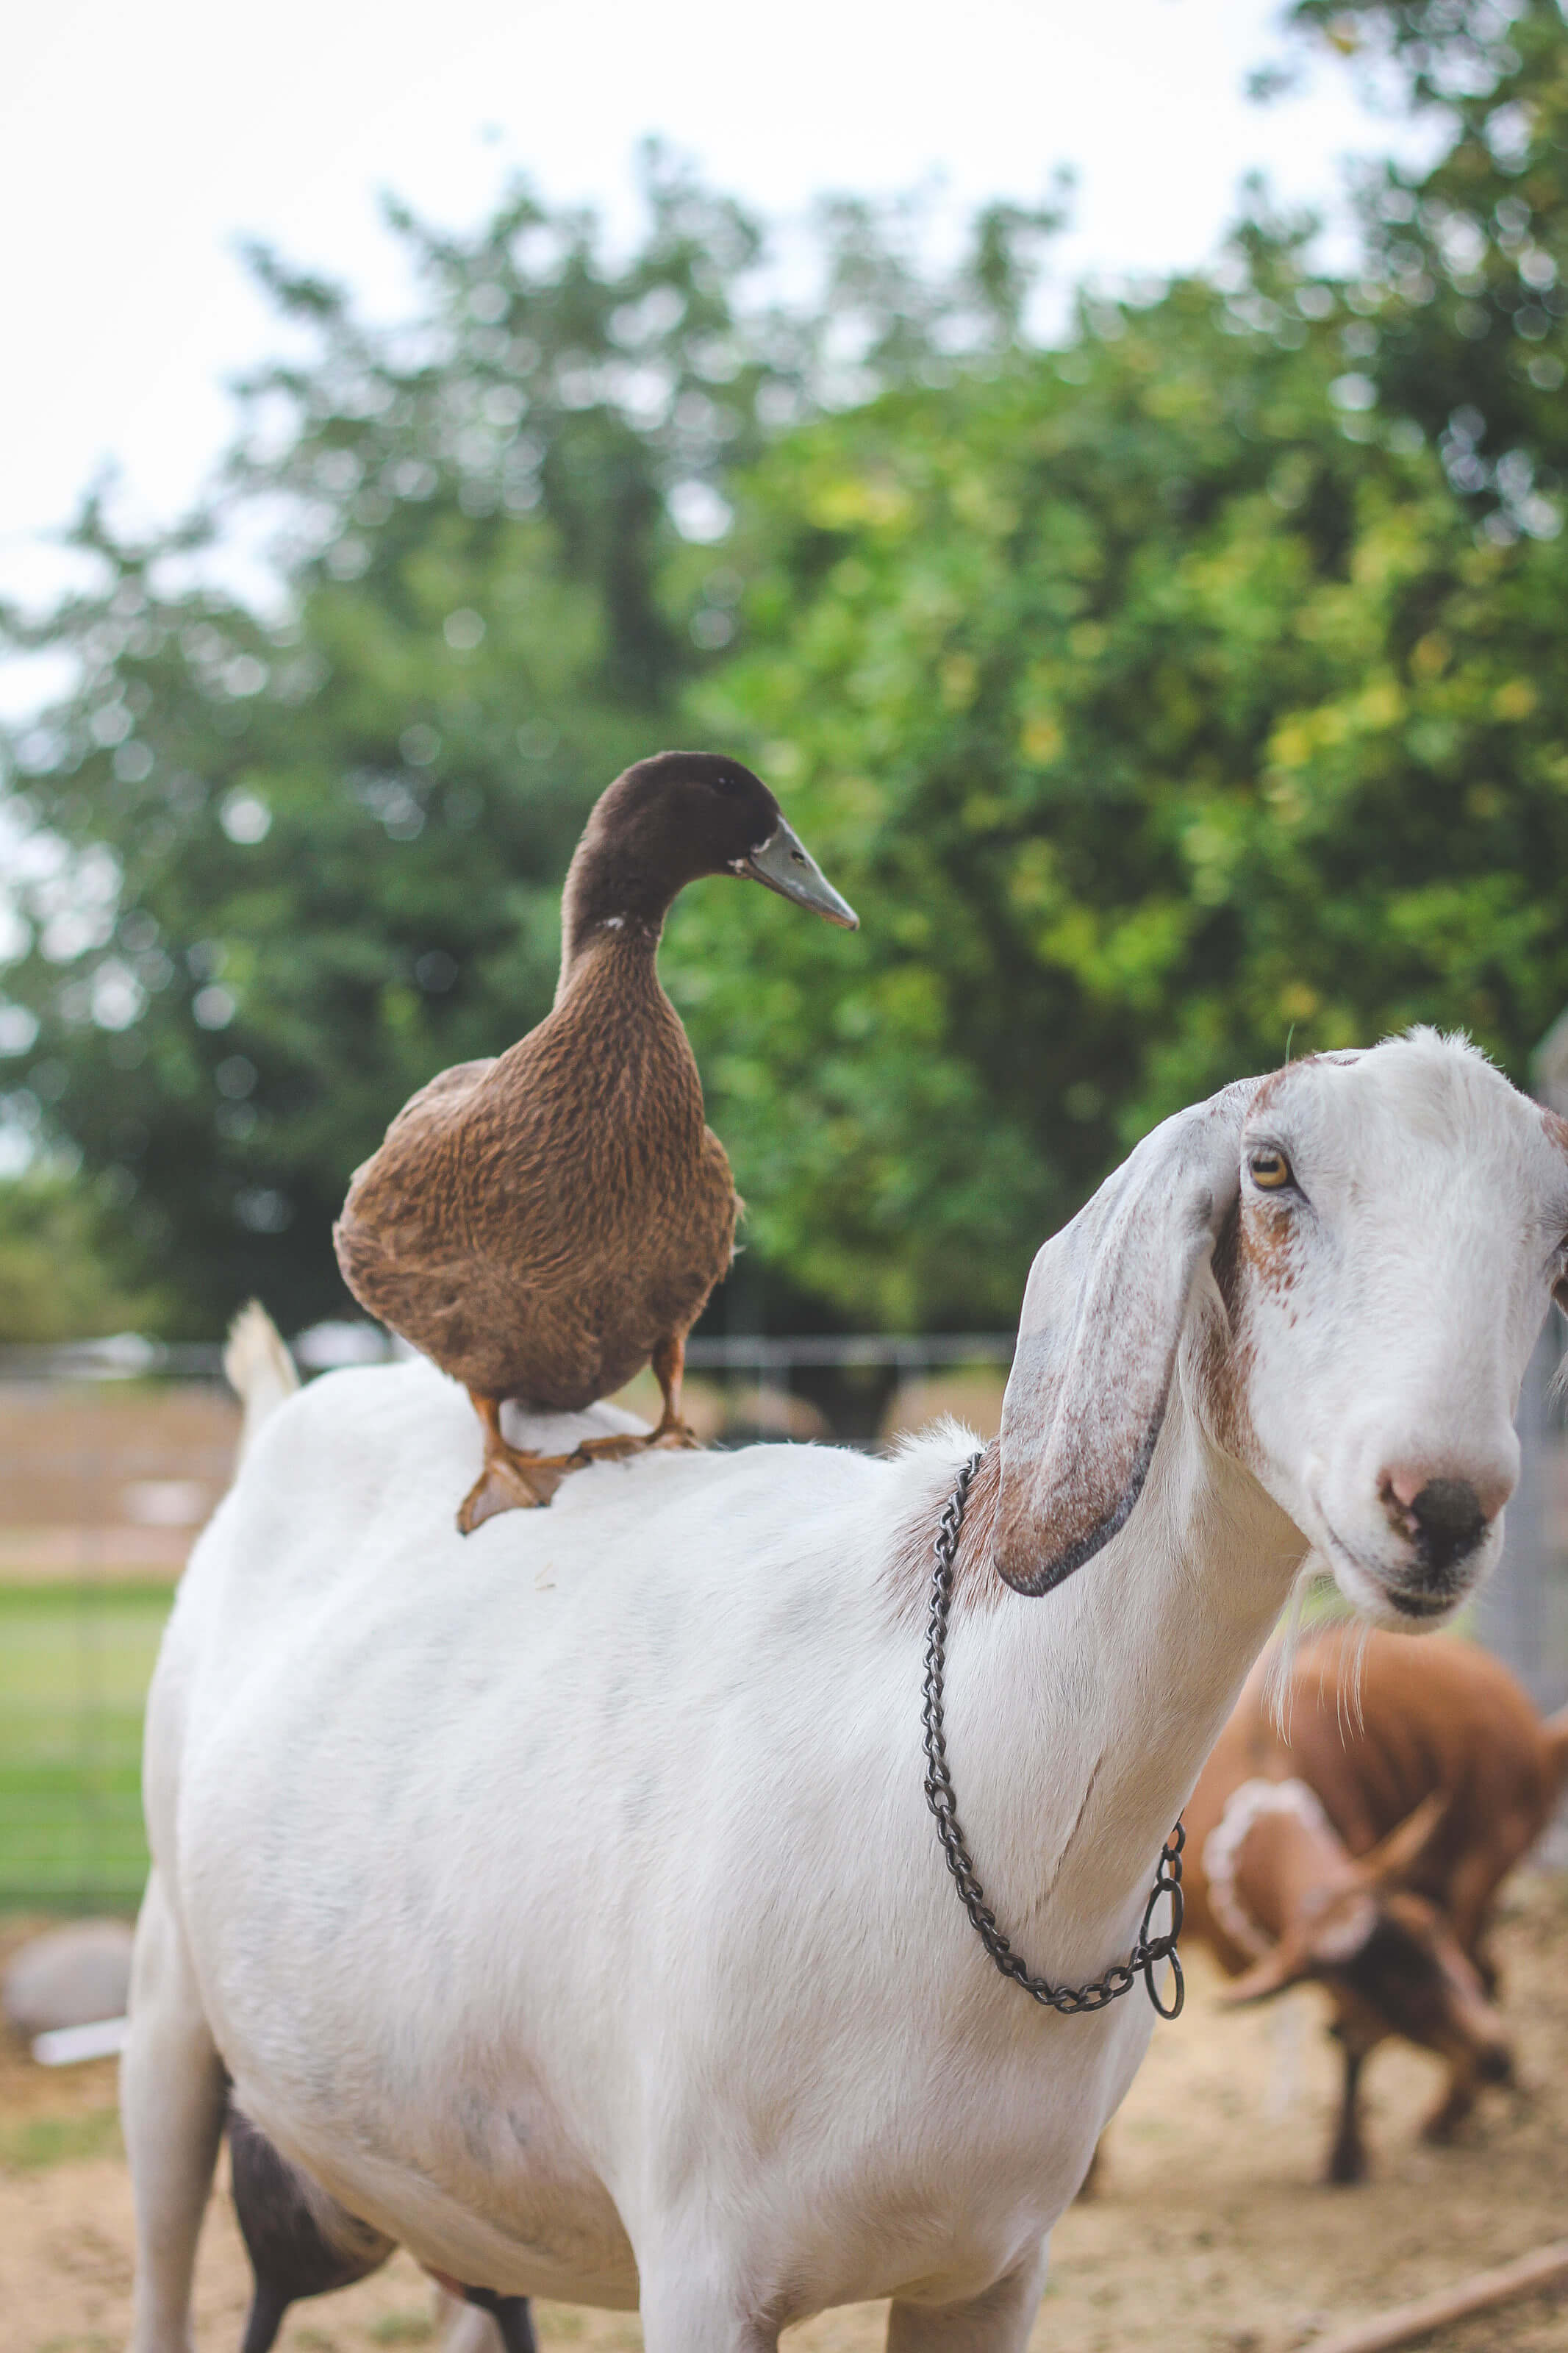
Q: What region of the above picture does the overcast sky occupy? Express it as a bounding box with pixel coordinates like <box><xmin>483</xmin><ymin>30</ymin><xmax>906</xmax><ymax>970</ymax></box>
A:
<box><xmin>1</xmin><ymin>0</ymin><xmax>1443</xmax><ymax>630</ymax></box>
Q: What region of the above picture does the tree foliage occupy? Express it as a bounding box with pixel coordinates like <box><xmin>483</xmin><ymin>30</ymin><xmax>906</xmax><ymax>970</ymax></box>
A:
<box><xmin>671</xmin><ymin>252</ymin><xmax>1568</xmax><ymax>1324</ymax></box>
<box><xmin>0</xmin><ymin>1168</ymin><xmax>167</xmax><ymax>1343</ymax></box>
<box><xmin>0</xmin><ymin>159</ymin><xmax>1058</xmax><ymax>1334</ymax></box>
<box><xmin>1290</xmin><ymin>0</ymin><xmax>1568</xmax><ymax>520</ymax></box>
<box><xmin>5</xmin><ymin>18</ymin><xmax>1568</xmax><ymax>1338</ymax></box>
<box><xmin>658</xmin><ymin>0</ymin><xmax>1568</xmax><ymax>1324</ymax></box>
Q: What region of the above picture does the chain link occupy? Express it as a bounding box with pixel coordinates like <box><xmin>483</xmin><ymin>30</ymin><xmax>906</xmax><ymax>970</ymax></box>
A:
<box><xmin>920</xmin><ymin>1449</ymin><xmax>1186</xmax><ymax>2020</ymax></box>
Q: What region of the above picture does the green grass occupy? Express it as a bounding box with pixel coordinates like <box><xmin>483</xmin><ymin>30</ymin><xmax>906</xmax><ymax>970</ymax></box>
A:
<box><xmin>0</xmin><ymin>1582</ymin><xmax>173</xmax><ymax>1907</ymax></box>
<box><xmin>367</xmin><ymin>2315</ymin><xmax>436</xmax><ymax>2346</ymax></box>
<box><xmin>0</xmin><ymin>2106</ymin><xmax>124</xmax><ymax>2170</ymax></box>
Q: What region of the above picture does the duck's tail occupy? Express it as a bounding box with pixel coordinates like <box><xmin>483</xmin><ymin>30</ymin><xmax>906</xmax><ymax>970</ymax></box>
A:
<box><xmin>223</xmin><ymin>1301</ymin><xmax>299</xmax><ymax>1466</ymax></box>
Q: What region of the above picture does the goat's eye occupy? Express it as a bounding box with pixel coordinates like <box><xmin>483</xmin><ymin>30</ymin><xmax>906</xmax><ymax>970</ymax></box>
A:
<box><xmin>1249</xmin><ymin>1147</ymin><xmax>1293</xmax><ymax>1191</ymax></box>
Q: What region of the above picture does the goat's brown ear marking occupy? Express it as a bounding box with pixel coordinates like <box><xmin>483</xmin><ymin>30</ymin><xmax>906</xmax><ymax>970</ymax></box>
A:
<box><xmin>993</xmin><ymin>1413</ymin><xmax>1166</xmax><ymax>1597</ymax></box>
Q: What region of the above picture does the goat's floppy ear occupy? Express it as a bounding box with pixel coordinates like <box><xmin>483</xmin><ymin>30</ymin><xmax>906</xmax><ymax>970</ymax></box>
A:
<box><xmin>994</xmin><ymin>1078</ymin><xmax>1259</xmax><ymax>1596</ymax></box>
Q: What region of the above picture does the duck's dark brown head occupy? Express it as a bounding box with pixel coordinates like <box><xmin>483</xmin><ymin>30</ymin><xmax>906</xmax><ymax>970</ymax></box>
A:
<box><xmin>560</xmin><ymin>749</ymin><xmax>858</xmax><ymax>960</ymax></box>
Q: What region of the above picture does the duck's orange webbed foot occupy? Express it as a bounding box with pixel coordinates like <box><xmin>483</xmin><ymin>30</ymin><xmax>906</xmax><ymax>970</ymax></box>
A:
<box><xmin>457</xmin><ymin>1396</ymin><xmax>576</xmax><ymax>1534</ymax></box>
<box><xmin>565</xmin><ymin>1430</ymin><xmax>653</xmax><ymax>1467</ymax></box>
<box><xmin>565</xmin><ymin>1334</ymin><xmax>702</xmax><ymax>1466</ymax></box>
<box><xmin>460</xmin><ymin>1338</ymin><xmax>706</xmax><ymax>1528</ymax></box>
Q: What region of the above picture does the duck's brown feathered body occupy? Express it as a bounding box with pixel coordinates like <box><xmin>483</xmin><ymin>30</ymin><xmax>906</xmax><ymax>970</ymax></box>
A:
<box><xmin>334</xmin><ymin>933</ymin><xmax>736</xmax><ymax>1408</ymax></box>
<box><xmin>331</xmin><ymin>749</ymin><xmax>856</xmax><ymax>1528</ymax></box>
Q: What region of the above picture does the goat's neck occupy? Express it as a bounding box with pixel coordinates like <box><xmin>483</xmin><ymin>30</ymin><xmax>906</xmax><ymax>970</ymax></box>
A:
<box><xmin>944</xmin><ymin>1377</ymin><xmax>1309</xmax><ymax>1976</ymax></box>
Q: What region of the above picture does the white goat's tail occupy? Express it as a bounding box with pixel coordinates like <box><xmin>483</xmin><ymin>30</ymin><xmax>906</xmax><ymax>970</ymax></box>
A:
<box><xmin>223</xmin><ymin>1300</ymin><xmax>299</xmax><ymax>1465</ymax></box>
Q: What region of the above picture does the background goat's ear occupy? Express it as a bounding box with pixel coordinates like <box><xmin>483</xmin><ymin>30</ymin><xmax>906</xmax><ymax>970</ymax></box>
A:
<box><xmin>993</xmin><ymin>1079</ymin><xmax>1258</xmax><ymax>1596</ymax></box>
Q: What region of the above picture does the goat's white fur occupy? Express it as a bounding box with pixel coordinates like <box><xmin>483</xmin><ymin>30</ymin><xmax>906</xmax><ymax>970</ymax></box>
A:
<box><xmin>123</xmin><ymin>1032</ymin><xmax>1568</xmax><ymax>2353</ymax></box>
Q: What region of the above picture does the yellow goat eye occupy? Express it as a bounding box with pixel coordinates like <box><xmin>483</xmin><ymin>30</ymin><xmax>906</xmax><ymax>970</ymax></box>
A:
<box><xmin>1249</xmin><ymin>1147</ymin><xmax>1292</xmax><ymax>1191</ymax></box>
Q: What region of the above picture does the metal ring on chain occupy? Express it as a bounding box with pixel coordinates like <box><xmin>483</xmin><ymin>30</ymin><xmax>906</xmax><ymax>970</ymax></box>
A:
<box><xmin>920</xmin><ymin>1448</ymin><xmax>1186</xmax><ymax>2020</ymax></box>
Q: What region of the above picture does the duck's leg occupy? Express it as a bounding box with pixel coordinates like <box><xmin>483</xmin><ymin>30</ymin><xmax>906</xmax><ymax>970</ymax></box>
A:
<box><xmin>565</xmin><ymin>1333</ymin><xmax>704</xmax><ymax>1467</ymax></box>
<box><xmin>648</xmin><ymin>1331</ymin><xmax>702</xmax><ymax>1447</ymax></box>
<box><xmin>459</xmin><ymin>1338</ymin><xmax>706</xmax><ymax>1520</ymax></box>
<box><xmin>457</xmin><ymin>1394</ymin><xmax>578</xmax><ymax>1534</ymax></box>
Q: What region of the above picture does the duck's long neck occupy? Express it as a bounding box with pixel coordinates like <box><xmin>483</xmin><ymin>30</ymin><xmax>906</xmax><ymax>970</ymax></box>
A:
<box><xmin>940</xmin><ymin>1357</ymin><xmax>1310</xmax><ymax>1981</ymax></box>
<box><xmin>556</xmin><ymin>833</ymin><xmax>684</xmax><ymax>999</ymax></box>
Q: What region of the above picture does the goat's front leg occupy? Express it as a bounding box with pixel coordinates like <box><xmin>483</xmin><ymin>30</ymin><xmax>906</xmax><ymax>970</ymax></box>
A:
<box><xmin>426</xmin><ymin>2279</ymin><xmax>536</xmax><ymax>2353</ymax></box>
<box><xmin>639</xmin><ymin>2281</ymin><xmax>778</xmax><ymax>2353</ymax></box>
<box><xmin>1326</xmin><ymin>2042</ymin><xmax>1370</xmax><ymax>2185</ymax></box>
<box><xmin>435</xmin><ymin>2290</ymin><xmax>510</xmax><ymax>2353</ymax></box>
<box><xmin>1422</xmin><ymin>2054</ymin><xmax>1484</xmax><ymax>2144</ymax></box>
<box><xmin>637</xmin><ymin>2232</ymin><xmax>781</xmax><ymax>2353</ymax></box>
<box><xmin>122</xmin><ymin>1868</ymin><xmax>228</xmax><ymax>2353</ymax></box>
<box><xmin>887</xmin><ymin>2240</ymin><xmax>1052</xmax><ymax>2353</ymax></box>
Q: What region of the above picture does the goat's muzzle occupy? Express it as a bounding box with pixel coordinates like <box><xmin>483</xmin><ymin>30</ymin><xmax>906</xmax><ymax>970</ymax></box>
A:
<box><xmin>1367</xmin><ymin>1455</ymin><xmax>1513</xmax><ymax>1616</ymax></box>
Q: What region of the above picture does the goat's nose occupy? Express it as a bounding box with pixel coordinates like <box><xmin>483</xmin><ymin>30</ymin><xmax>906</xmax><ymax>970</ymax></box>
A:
<box><xmin>1384</xmin><ymin>1461</ymin><xmax>1513</xmax><ymax>1518</ymax></box>
<box><xmin>1382</xmin><ymin>1473</ymin><xmax>1489</xmax><ymax>1571</ymax></box>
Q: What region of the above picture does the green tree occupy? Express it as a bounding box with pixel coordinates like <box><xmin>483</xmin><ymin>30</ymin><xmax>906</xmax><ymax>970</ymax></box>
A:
<box><xmin>10</xmin><ymin>4</ymin><xmax>1568</xmax><ymax>1343</ymax></box>
<box><xmin>1287</xmin><ymin>0</ymin><xmax>1568</xmax><ymax>524</ymax></box>
<box><xmin>0</xmin><ymin>1168</ymin><xmax>167</xmax><ymax>1343</ymax></box>
<box><xmin>0</xmin><ymin>160</ymin><xmax>1058</xmax><ymax>1334</ymax></box>
<box><xmin>671</xmin><ymin>226</ymin><xmax>1568</xmax><ymax>1324</ymax></box>
<box><xmin>639</xmin><ymin>3</ymin><xmax>1568</xmax><ymax>1329</ymax></box>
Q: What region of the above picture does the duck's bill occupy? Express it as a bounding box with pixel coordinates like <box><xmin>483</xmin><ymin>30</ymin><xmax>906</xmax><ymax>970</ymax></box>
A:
<box><xmin>740</xmin><ymin>821</ymin><xmax>859</xmax><ymax>929</ymax></box>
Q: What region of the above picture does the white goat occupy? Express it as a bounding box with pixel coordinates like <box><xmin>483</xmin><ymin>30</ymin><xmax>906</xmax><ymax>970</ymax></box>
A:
<box><xmin>123</xmin><ymin>1032</ymin><xmax>1568</xmax><ymax>2353</ymax></box>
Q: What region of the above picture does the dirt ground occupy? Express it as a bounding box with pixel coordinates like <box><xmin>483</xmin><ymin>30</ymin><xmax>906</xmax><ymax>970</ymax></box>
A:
<box><xmin>5</xmin><ymin>1882</ymin><xmax>1568</xmax><ymax>2353</ymax></box>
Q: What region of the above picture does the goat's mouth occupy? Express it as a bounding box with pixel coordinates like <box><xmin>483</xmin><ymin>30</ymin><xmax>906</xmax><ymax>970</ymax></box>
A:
<box><xmin>1383</xmin><ymin>1585</ymin><xmax>1459</xmax><ymax>1623</ymax></box>
<box><xmin>1315</xmin><ymin>1511</ymin><xmax>1467</xmax><ymax>1623</ymax></box>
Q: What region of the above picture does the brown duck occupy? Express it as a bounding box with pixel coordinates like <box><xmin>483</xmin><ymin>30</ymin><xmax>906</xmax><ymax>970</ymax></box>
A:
<box><xmin>334</xmin><ymin>750</ymin><xmax>857</xmax><ymax>1532</ymax></box>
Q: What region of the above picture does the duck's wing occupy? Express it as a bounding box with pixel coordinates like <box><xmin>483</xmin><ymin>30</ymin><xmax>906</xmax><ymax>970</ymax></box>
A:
<box><xmin>345</xmin><ymin>1057</ymin><xmax>498</xmax><ymax>1191</ymax></box>
<box><xmin>337</xmin><ymin>1045</ymin><xmax>594</xmax><ymax>1392</ymax></box>
<box><xmin>335</xmin><ymin>1057</ymin><xmax>499</xmax><ymax>1306</ymax></box>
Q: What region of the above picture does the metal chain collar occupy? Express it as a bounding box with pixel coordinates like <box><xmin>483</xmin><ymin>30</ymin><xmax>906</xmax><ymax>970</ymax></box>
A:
<box><xmin>920</xmin><ymin>1449</ymin><xmax>1186</xmax><ymax>2020</ymax></box>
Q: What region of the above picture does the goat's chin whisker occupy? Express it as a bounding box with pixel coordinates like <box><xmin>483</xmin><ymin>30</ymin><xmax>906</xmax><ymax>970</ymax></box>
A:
<box><xmin>1267</xmin><ymin>1555</ymin><xmax>1322</xmax><ymax>1740</ymax></box>
<box><xmin>1344</xmin><ymin>1621</ymin><xmax>1370</xmax><ymax>1740</ymax></box>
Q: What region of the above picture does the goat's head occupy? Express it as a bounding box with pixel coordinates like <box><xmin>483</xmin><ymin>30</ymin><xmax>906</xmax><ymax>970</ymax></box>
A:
<box><xmin>995</xmin><ymin>1030</ymin><xmax>1568</xmax><ymax>1626</ymax></box>
<box><xmin>1215</xmin><ymin>1796</ymin><xmax>1512</xmax><ymax>2085</ymax></box>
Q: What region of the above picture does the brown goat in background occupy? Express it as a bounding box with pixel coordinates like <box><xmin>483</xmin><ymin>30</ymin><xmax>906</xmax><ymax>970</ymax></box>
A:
<box><xmin>1182</xmin><ymin>1627</ymin><xmax>1568</xmax><ymax>2182</ymax></box>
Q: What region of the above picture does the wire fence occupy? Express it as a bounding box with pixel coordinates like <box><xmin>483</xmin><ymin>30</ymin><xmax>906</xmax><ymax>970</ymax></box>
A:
<box><xmin>4</xmin><ymin>1315</ymin><xmax>1567</xmax><ymax>1913</ymax></box>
